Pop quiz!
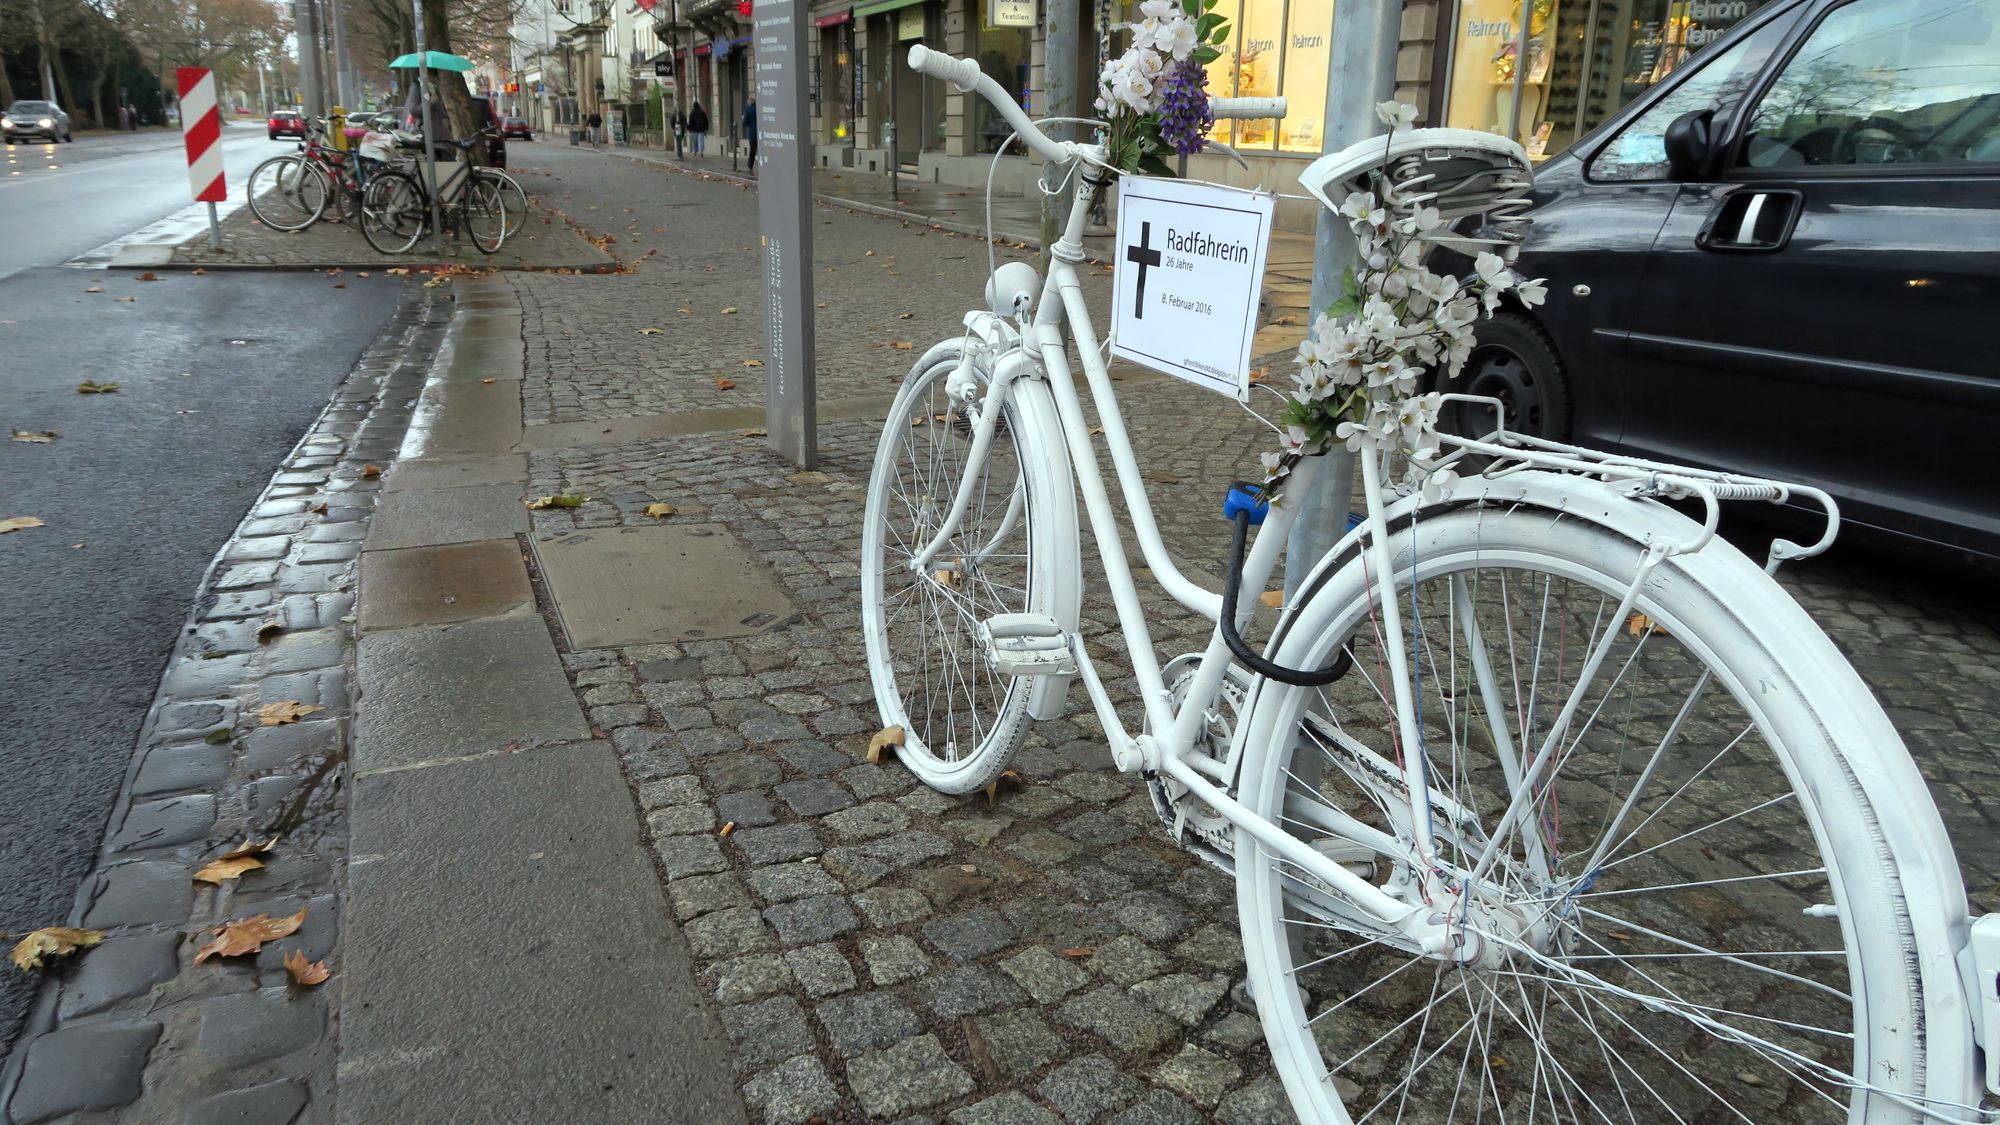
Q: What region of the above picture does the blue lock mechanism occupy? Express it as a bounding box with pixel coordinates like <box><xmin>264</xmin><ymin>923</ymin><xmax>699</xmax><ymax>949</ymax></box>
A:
<box><xmin>1224</xmin><ymin>481</ymin><xmax>1270</xmax><ymax>526</ymax></box>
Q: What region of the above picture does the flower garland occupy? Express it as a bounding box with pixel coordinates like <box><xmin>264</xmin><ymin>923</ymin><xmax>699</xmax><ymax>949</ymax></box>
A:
<box><xmin>1096</xmin><ymin>0</ymin><xmax>1230</xmax><ymax>175</ymax></box>
<box><xmin>1260</xmin><ymin>103</ymin><xmax>1548</xmax><ymax>503</ymax></box>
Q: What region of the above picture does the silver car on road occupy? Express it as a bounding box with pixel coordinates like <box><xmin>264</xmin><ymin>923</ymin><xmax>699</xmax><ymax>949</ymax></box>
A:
<box><xmin>3</xmin><ymin>101</ymin><xmax>75</xmax><ymax>143</ymax></box>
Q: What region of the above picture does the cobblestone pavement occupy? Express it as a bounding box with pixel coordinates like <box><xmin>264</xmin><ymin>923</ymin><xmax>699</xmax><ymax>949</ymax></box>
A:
<box><xmin>165</xmin><ymin>182</ymin><xmax>612</xmax><ymax>271</ymax></box>
<box><xmin>0</xmin><ymin>284</ymin><xmax>447</xmax><ymax>1124</ymax></box>
<box><xmin>506</xmin><ymin>144</ymin><xmax>2000</xmax><ymax>1121</ymax></box>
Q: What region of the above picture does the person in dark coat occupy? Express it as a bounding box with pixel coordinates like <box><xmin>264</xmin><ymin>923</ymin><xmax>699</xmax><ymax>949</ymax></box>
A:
<box><xmin>587</xmin><ymin>109</ymin><xmax>603</xmax><ymax>147</ymax></box>
<box><xmin>671</xmin><ymin>103</ymin><xmax>687</xmax><ymax>154</ymax></box>
<box><xmin>687</xmin><ymin>101</ymin><xmax>709</xmax><ymax>155</ymax></box>
<box><xmin>743</xmin><ymin>98</ymin><xmax>758</xmax><ymax>165</ymax></box>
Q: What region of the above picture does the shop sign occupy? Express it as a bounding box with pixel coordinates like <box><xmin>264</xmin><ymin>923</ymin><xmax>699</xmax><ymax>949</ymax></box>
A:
<box><xmin>897</xmin><ymin>5</ymin><xmax>925</xmax><ymax>38</ymax></box>
<box><xmin>990</xmin><ymin>0</ymin><xmax>1034</xmax><ymax>26</ymax></box>
<box><xmin>1110</xmin><ymin>176</ymin><xmax>1274</xmax><ymax>402</ymax></box>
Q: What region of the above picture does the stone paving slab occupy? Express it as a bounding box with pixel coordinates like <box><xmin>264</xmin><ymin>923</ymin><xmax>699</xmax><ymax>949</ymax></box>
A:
<box><xmin>357</xmin><ymin>540</ymin><xmax>534</xmax><ymax>632</ymax></box>
<box><xmin>339</xmin><ymin>739</ymin><xmax>746</xmax><ymax>1123</ymax></box>
<box><xmin>362</xmin><ymin>482</ymin><xmax>527</xmax><ymax>551</ymax></box>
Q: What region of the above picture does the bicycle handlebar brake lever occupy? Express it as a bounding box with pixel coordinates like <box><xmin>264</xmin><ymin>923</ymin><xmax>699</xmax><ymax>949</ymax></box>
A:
<box><xmin>1219</xmin><ymin>510</ymin><xmax>1354</xmax><ymax>687</ymax></box>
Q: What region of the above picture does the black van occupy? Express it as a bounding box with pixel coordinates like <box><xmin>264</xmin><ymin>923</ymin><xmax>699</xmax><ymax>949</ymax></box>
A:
<box><xmin>1440</xmin><ymin>0</ymin><xmax>2000</xmax><ymax>562</ymax></box>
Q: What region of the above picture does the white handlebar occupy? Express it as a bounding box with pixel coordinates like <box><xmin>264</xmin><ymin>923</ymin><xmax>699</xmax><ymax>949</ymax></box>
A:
<box><xmin>1211</xmin><ymin>96</ymin><xmax>1286</xmax><ymax>121</ymax></box>
<box><xmin>908</xmin><ymin>44</ymin><xmax>983</xmax><ymax>92</ymax></box>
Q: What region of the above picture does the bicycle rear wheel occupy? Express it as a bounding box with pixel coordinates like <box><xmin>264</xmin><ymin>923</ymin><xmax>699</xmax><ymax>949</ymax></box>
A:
<box><xmin>491</xmin><ymin>171</ymin><xmax>530</xmax><ymax>238</ymax></box>
<box><xmin>359</xmin><ymin>171</ymin><xmax>425</xmax><ymax>255</ymax></box>
<box><xmin>1234</xmin><ymin>491</ymin><xmax>1969</xmax><ymax>1123</ymax></box>
<box><xmin>860</xmin><ymin>343</ymin><xmax>1074</xmax><ymax>794</ymax></box>
<box><xmin>246</xmin><ymin>155</ymin><xmax>327</xmax><ymax>231</ymax></box>
<box><xmin>461</xmin><ymin>172</ymin><xmax>507</xmax><ymax>254</ymax></box>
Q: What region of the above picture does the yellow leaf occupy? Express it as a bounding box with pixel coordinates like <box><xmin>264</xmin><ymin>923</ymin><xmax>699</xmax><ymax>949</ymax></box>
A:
<box><xmin>11</xmin><ymin>927</ymin><xmax>105</xmax><ymax>971</ymax></box>
<box><xmin>1258</xmin><ymin>590</ymin><xmax>1284</xmax><ymax>609</ymax></box>
<box><xmin>481</xmin><ymin>378</ymin><xmax>496</xmax><ymax>384</ymax></box>
<box><xmin>257</xmin><ymin>701</ymin><xmax>323</xmax><ymax>726</ymax></box>
<box><xmin>638</xmin><ymin>327</ymin><xmax>664</xmax><ymax>335</ymax></box>
<box><xmin>77</xmin><ymin>381</ymin><xmax>119</xmax><ymax>394</ymax></box>
<box><xmin>741</xmin><ymin>358</ymin><xmax>764</xmax><ymax>367</ymax></box>
<box><xmin>889</xmin><ymin>341</ymin><xmax>914</xmax><ymax>350</ymax></box>
<box><xmin>524</xmin><ymin>494</ymin><xmax>587</xmax><ymax>510</ymax></box>
<box><xmin>867</xmin><ymin>725</ymin><xmax>905</xmax><ymax>764</ymax></box>
<box><xmin>1627</xmin><ymin>613</ymin><xmax>1666</xmax><ymax>638</ymax></box>
<box><xmin>0</xmin><ymin>516</ymin><xmax>45</xmax><ymax>534</ymax></box>
<box><xmin>720</xmin><ymin>306</ymin><xmax>739</xmax><ymax>315</ymax></box>
<box><xmin>194</xmin><ymin>908</ymin><xmax>307</xmax><ymax>964</ymax></box>
<box><xmin>9</xmin><ymin>429</ymin><xmax>58</xmax><ymax>443</ymax></box>
<box><xmin>1087</xmin><ymin>425</ymin><xmax>1104</xmax><ymax>435</ymax></box>
<box><xmin>284</xmin><ymin>948</ymin><xmax>330</xmax><ymax>985</ymax></box>
<box><xmin>741</xmin><ymin>428</ymin><xmax>768</xmax><ymax>437</ymax></box>
<box><xmin>193</xmin><ymin>854</ymin><xmax>265</xmax><ymax>884</ymax></box>
<box><xmin>932</xmin><ymin>568</ymin><xmax>963</xmax><ymax>589</ymax></box>
<box><xmin>644</xmin><ymin>502</ymin><xmax>678</xmax><ymax>519</ymax></box>
<box><xmin>1274</xmin><ymin>314</ymin><xmax>1298</xmax><ymax>326</ymax></box>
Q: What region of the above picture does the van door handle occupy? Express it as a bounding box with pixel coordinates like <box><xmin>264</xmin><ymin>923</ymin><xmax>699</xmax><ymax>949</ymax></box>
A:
<box><xmin>1696</xmin><ymin>188</ymin><xmax>1804</xmax><ymax>253</ymax></box>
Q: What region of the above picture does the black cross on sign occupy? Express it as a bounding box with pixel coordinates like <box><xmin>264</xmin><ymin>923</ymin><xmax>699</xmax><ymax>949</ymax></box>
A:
<box><xmin>1125</xmin><ymin>221</ymin><xmax>1162</xmax><ymax>320</ymax></box>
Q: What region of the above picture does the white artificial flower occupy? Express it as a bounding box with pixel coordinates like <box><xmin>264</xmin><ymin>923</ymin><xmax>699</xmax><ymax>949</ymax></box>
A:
<box><xmin>1283</xmin><ymin>424</ymin><xmax>1311</xmax><ymax>450</ymax></box>
<box><xmin>1115</xmin><ymin>68</ymin><xmax>1154</xmax><ymax>113</ymax></box>
<box><xmin>1128</xmin><ymin>18</ymin><xmax>1163</xmax><ymax>51</ymax></box>
<box><xmin>1474</xmin><ymin>251</ymin><xmax>1512</xmax><ymax>290</ymax></box>
<box><xmin>1515</xmin><ymin>277</ymin><xmax>1548</xmax><ymax>307</ymax></box>
<box><xmin>1139</xmin><ymin>0</ymin><xmax>1178</xmax><ymax>19</ymax></box>
<box><xmin>1374</xmin><ymin>101</ymin><xmax>1418</xmax><ymax>130</ymax></box>
<box><xmin>1157</xmin><ymin>16</ymin><xmax>1199</xmax><ymax>60</ymax></box>
<box><xmin>1130</xmin><ymin>46</ymin><xmax>1165</xmax><ymax>79</ymax></box>
<box><xmin>1411</xmin><ymin>270</ymin><xmax>1458</xmax><ymax>308</ymax></box>
<box><xmin>1338</xmin><ymin>191</ymin><xmax>1383</xmax><ymax>228</ymax></box>
<box><xmin>1259</xmin><ymin>450</ymin><xmax>1284</xmax><ymax>481</ymax></box>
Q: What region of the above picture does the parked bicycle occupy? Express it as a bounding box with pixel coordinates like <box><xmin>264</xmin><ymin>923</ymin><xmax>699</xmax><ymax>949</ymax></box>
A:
<box><xmin>874</xmin><ymin>44</ymin><xmax>2000</xmax><ymax>1124</ymax></box>
<box><xmin>356</xmin><ymin>129</ymin><xmax>509</xmax><ymax>255</ymax></box>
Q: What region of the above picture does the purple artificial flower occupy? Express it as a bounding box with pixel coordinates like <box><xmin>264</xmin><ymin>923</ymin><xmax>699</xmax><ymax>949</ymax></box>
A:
<box><xmin>1156</xmin><ymin>56</ymin><xmax>1213</xmax><ymax>157</ymax></box>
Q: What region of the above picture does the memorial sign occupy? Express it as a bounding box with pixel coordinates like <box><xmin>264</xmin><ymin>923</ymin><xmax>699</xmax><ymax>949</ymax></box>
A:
<box><xmin>755</xmin><ymin>0</ymin><xmax>817</xmax><ymax>466</ymax></box>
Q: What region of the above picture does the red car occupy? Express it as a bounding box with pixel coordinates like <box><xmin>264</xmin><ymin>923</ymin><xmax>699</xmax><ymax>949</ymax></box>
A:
<box><xmin>501</xmin><ymin>116</ymin><xmax>533</xmax><ymax>141</ymax></box>
<box><xmin>268</xmin><ymin>110</ymin><xmax>305</xmax><ymax>140</ymax></box>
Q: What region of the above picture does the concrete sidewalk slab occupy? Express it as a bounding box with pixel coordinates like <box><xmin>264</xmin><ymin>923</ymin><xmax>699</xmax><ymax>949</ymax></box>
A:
<box><xmin>532</xmin><ymin>525</ymin><xmax>797</xmax><ymax>649</ymax></box>
<box><xmin>382</xmin><ymin>453</ymin><xmax>527</xmax><ymax>492</ymax></box>
<box><xmin>436</xmin><ymin>323</ymin><xmax>526</xmax><ymax>384</ymax></box>
<box><xmin>364</xmin><ymin>483</ymin><xmax>528</xmax><ymax>551</ymax></box>
<box><xmin>359</xmin><ymin>541</ymin><xmax>534</xmax><ymax>632</ymax></box>
<box><xmin>402</xmin><ymin>379</ymin><xmax>525</xmax><ymax>459</ymax></box>
<box><xmin>353</xmin><ymin>613</ymin><xmax>587</xmax><ymax>771</ymax></box>
<box><xmin>340</xmin><ymin>740</ymin><xmax>747</xmax><ymax>1124</ymax></box>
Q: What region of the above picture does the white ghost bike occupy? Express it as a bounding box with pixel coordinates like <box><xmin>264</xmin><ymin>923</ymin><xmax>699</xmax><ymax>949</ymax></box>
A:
<box><xmin>861</xmin><ymin>44</ymin><xmax>2000</xmax><ymax>1125</ymax></box>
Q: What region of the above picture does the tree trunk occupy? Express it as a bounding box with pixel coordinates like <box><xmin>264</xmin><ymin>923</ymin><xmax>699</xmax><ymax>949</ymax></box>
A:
<box><xmin>418</xmin><ymin>0</ymin><xmax>482</xmax><ymax>164</ymax></box>
<box><xmin>0</xmin><ymin>60</ymin><xmax>15</xmax><ymax>107</ymax></box>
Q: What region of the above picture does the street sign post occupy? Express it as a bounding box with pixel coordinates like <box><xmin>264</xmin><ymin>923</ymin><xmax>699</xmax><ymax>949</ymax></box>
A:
<box><xmin>754</xmin><ymin>0</ymin><xmax>817</xmax><ymax>467</ymax></box>
<box><xmin>176</xmin><ymin>68</ymin><xmax>226</xmax><ymax>250</ymax></box>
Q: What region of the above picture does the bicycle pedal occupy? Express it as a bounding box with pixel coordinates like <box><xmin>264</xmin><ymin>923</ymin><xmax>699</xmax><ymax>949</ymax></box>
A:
<box><xmin>978</xmin><ymin>614</ymin><xmax>1077</xmax><ymax>677</ymax></box>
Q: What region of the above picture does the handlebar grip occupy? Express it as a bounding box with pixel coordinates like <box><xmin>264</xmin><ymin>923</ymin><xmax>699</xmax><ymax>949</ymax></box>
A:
<box><xmin>1210</xmin><ymin>96</ymin><xmax>1287</xmax><ymax>121</ymax></box>
<box><xmin>907</xmin><ymin>44</ymin><xmax>982</xmax><ymax>91</ymax></box>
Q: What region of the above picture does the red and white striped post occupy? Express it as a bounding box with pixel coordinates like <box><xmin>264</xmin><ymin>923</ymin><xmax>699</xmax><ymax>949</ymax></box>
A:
<box><xmin>177</xmin><ymin>67</ymin><xmax>226</xmax><ymax>249</ymax></box>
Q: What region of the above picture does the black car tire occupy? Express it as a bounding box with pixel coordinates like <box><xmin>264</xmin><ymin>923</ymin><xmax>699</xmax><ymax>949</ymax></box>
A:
<box><xmin>1438</xmin><ymin>309</ymin><xmax>1572</xmax><ymax>443</ymax></box>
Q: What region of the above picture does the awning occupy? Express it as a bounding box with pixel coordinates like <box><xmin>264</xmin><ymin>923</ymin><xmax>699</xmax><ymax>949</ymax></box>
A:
<box><xmin>813</xmin><ymin>9</ymin><xmax>851</xmax><ymax>26</ymax></box>
<box><xmin>853</xmin><ymin>0</ymin><xmax>923</xmax><ymax>18</ymax></box>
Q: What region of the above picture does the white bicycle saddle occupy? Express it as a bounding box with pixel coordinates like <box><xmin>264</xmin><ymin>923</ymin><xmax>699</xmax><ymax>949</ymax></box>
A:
<box><xmin>1299</xmin><ymin>127</ymin><xmax>1536</xmax><ymax>254</ymax></box>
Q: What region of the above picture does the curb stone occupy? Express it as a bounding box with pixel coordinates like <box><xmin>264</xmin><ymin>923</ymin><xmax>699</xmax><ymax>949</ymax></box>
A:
<box><xmin>0</xmin><ymin>281</ymin><xmax>450</xmax><ymax>1125</ymax></box>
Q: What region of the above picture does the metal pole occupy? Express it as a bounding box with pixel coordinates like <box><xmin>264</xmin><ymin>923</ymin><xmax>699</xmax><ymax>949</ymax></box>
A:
<box><xmin>293</xmin><ymin>0</ymin><xmax>324</xmax><ymax>115</ymax></box>
<box><xmin>1040</xmin><ymin>0</ymin><xmax>1077</xmax><ymax>268</ymax></box>
<box><xmin>411</xmin><ymin>0</ymin><xmax>446</xmax><ymax>252</ymax></box>
<box><xmin>328</xmin><ymin>0</ymin><xmax>356</xmax><ymax>107</ymax></box>
<box><xmin>1283</xmin><ymin>0</ymin><xmax>1398</xmax><ymax>595</ymax></box>
<box><xmin>207</xmin><ymin>201</ymin><xmax>221</xmax><ymax>248</ymax></box>
<box><xmin>1506</xmin><ymin>0</ymin><xmax>1532</xmax><ymax>142</ymax></box>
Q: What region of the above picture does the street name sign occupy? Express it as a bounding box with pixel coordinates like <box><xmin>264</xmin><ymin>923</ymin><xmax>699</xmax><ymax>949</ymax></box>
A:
<box><xmin>1110</xmin><ymin>176</ymin><xmax>1275</xmax><ymax>402</ymax></box>
<box><xmin>754</xmin><ymin>0</ymin><xmax>817</xmax><ymax>467</ymax></box>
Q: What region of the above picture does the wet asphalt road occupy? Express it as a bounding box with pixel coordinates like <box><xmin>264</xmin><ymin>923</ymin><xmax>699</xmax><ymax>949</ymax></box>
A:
<box><xmin>0</xmin><ymin>262</ymin><xmax>404</xmax><ymax>1054</ymax></box>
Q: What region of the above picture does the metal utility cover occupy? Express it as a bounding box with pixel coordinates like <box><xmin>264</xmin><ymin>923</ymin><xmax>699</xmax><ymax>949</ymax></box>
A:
<box><xmin>532</xmin><ymin>525</ymin><xmax>796</xmax><ymax>648</ymax></box>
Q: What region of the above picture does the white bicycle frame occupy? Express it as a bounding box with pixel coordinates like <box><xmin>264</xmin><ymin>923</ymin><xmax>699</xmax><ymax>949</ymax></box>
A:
<box><xmin>904</xmin><ymin>44</ymin><xmax>2000</xmax><ymax>1115</ymax></box>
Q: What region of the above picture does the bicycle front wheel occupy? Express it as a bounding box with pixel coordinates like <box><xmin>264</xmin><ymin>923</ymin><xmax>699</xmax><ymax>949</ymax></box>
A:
<box><xmin>246</xmin><ymin>155</ymin><xmax>327</xmax><ymax>232</ymax></box>
<box><xmin>491</xmin><ymin>171</ymin><xmax>530</xmax><ymax>238</ymax></box>
<box><xmin>861</xmin><ymin>343</ymin><xmax>1075</xmax><ymax>794</ymax></box>
<box><xmin>1235</xmin><ymin>490</ymin><xmax>1968</xmax><ymax>1123</ymax></box>
<box><xmin>461</xmin><ymin>172</ymin><xmax>508</xmax><ymax>254</ymax></box>
<box><xmin>359</xmin><ymin>171</ymin><xmax>425</xmax><ymax>255</ymax></box>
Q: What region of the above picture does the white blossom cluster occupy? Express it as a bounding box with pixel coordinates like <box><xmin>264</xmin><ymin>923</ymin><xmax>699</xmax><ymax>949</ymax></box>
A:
<box><xmin>1262</xmin><ymin>102</ymin><xmax>1547</xmax><ymax>502</ymax></box>
<box><xmin>1096</xmin><ymin>0</ymin><xmax>1200</xmax><ymax>116</ymax></box>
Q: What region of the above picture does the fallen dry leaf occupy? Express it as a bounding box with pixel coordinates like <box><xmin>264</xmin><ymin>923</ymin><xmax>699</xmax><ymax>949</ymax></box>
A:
<box><xmin>257</xmin><ymin>701</ymin><xmax>323</xmax><ymax>726</ymax></box>
<box><xmin>1141</xmin><ymin>470</ymin><xmax>1180</xmax><ymax>485</ymax></box>
<box><xmin>524</xmin><ymin>494</ymin><xmax>587</xmax><ymax>510</ymax></box>
<box><xmin>720</xmin><ymin>306</ymin><xmax>739</xmax><ymax>315</ymax></box>
<box><xmin>76</xmin><ymin>381</ymin><xmax>120</xmax><ymax>394</ymax></box>
<box><xmin>1060</xmin><ymin>946</ymin><xmax>1095</xmax><ymax>958</ymax></box>
<box><xmin>643</xmin><ymin>502</ymin><xmax>678</xmax><ymax>519</ymax></box>
<box><xmin>741</xmin><ymin>428</ymin><xmax>768</xmax><ymax>437</ymax></box>
<box><xmin>984</xmin><ymin>767</ymin><xmax>1024</xmax><ymax>805</ymax></box>
<box><xmin>638</xmin><ymin>327</ymin><xmax>664</xmax><ymax>335</ymax></box>
<box><xmin>0</xmin><ymin>516</ymin><xmax>46</xmax><ymax>534</ymax></box>
<box><xmin>193</xmin><ymin>854</ymin><xmax>265</xmax><ymax>884</ymax></box>
<box><xmin>9</xmin><ymin>429</ymin><xmax>58</xmax><ymax>443</ymax></box>
<box><xmin>1274</xmin><ymin>314</ymin><xmax>1298</xmax><ymax>326</ymax></box>
<box><xmin>361</xmin><ymin>464</ymin><xmax>382</xmax><ymax>479</ymax></box>
<box><xmin>741</xmin><ymin>358</ymin><xmax>764</xmax><ymax>368</ymax></box>
<box><xmin>1627</xmin><ymin>613</ymin><xmax>1666</xmax><ymax>638</ymax></box>
<box><xmin>866</xmin><ymin>725</ymin><xmax>905</xmax><ymax>764</ymax></box>
<box><xmin>714</xmin><ymin>378</ymin><xmax>736</xmax><ymax>391</ymax></box>
<box><xmin>284</xmin><ymin>948</ymin><xmax>330</xmax><ymax>985</ymax></box>
<box><xmin>932</xmin><ymin>568</ymin><xmax>963</xmax><ymax>590</ymax></box>
<box><xmin>481</xmin><ymin>378</ymin><xmax>496</xmax><ymax>384</ymax></box>
<box><xmin>357</xmin><ymin>272</ymin><xmax>371</xmax><ymax>278</ymax></box>
<box><xmin>889</xmin><ymin>341</ymin><xmax>914</xmax><ymax>350</ymax></box>
<box><xmin>114</xmin><ymin>296</ymin><xmax>137</xmax><ymax>303</ymax></box>
<box><xmin>11</xmin><ymin>927</ymin><xmax>105</xmax><ymax>971</ymax></box>
<box><xmin>194</xmin><ymin>908</ymin><xmax>307</xmax><ymax>964</ymax></box>
<box><xmin>256</xmin><ymin>621</ymin><xmax>284</xmax><ymax>643</ymax></box>
<box><xmin>1087</xmin><ymin>425</ymin><xmax>1105</xmax><ymax>436</ymax></box>
<box><xmin>191</xmin><ymin>268</ymin><xmax>207</xmax><ymax>276</ymax></box>
<box><xmin>332</xmin><ymin>281</ymin><xmax>346</xmax><ymax>289</ymax></box>
<box><xmin>1249</xmin><ymin>367</ymin><xmax>1271</xmax><ymax>385</ymax></box>
<box><xmin>1258</xmin><ymin>590</ymin><xmax>1285</xmax><ymax>609</ymax></box>
<box><xmin>897</xmin><ymin>312</ymin><xmax>913</xmax><ymax>320</ymax></box>
<box><xmin>219</xmin><ymin>837</ymin><xmax>277</xmax><ymax>860</ymax></box>
<box><xmin>85</xmin><ymin>285</ymin><xmax>104</xmax><ymax>294</ymax></box>
<box><xmin>308</xmin><ymin>501</ymin><xmax>329</xmax><ymax>515</ymax></box>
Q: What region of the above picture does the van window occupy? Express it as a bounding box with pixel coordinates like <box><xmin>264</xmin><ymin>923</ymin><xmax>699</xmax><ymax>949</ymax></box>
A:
<box><xmin>1588</xmin><ymin>15</ymin><xmax>1795</xmax><ymax>181</ymax></box>
<box><xmin>1741</xmin><ymin>0</ymin><xmax>2000</xmax><ymax>167</ymax></box>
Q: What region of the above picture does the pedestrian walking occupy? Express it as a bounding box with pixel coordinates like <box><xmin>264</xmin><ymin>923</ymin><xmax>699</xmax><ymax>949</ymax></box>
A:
<box><xmin>743</xmin><ymin>97</ymin><xmax>758</xmax><ymax>167</ymax></box>
<box><xmin>687</xmin><ymin>101</ymin><xmax>709</xmax><ymax>156</ymax></box>
<box><xmin>671</xmin><ymin>105</ymin><xmax>687</xmax><ymax>156</ymax></box>
<box><xmin>587</xmin><ymin>110</ymin><xmax>603</xmax><ymax>149</ymax></box>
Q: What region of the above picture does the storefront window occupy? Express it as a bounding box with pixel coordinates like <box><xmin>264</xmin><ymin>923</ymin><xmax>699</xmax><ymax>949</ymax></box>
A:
<box><xmin>1276</xmin><ymin>0</ymin><xmax>1332</xmax><ymax>150</ymax></box>
<box><xmin>973</xmin><ymin>0</ymin><xmax>1033</xmax><ymax>152</ymax></box>
<box><xmin>1229</xmin><ymin>0</ymin><xmax>1284</xmax><ymax>148</ymax></box>
<box><xmin>821</xmin><ymin>23</ymin><xmax>856</xmax><ymax>143</ymax></box>
<box><xmin>1445</xmin><ymin>0</ymin><xmax>1774</xmax><ymax>156</ymax></box>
